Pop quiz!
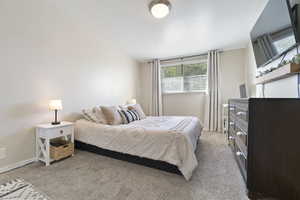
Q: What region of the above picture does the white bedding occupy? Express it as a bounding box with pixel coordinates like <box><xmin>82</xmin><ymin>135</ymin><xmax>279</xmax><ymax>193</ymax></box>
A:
<box><xmin>75</xmin><ymin>116</ymin><xmax>203</xmax><ymax>180</ymax></box>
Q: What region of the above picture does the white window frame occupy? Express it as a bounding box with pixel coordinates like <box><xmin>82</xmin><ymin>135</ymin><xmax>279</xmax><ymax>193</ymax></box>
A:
<box><xmin>161</xmin><ymin>58</ymin><xmax>208</xmax><ymax>94</ymax></box>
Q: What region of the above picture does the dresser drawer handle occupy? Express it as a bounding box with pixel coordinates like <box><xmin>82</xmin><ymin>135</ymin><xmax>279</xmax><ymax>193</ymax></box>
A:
<box><xmin>229</xmin><ymin>136</ymin><xmax>235</xmax><ymax>140</ymax></box>
<box><xmin>60</xmin><ymin>130</ymin><xmax>64</xmax><ymax>134</ymax></box>
<box><xmin>229</xmin><ymin>107</ymin><xmax>235</xmax><ymax>111</ymax></box>
<box><xmin>237</xmin><ymin>111</ymin><xmax>246</xmax><ymax>116</ymax></box>
<box><xmin>236</xmin><ymin>131</ymin><xmax>247</xmax><ymax>136</ymax></box>
<box><xmin>236</xmin><ymin>151</ymin><xmax>243</xmax><ymax>156</ymax></box>
<box><xmin>229</xmin><ymin>122</ymin><xmax>235</xmax><ymax>126</ymax></box>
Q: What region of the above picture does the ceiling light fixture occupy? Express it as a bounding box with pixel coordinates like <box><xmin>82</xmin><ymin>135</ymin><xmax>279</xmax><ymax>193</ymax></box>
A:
<box><xmin>149</xmin><ymin>0</ymin><xmax>171</xmax><ymax>19</ymax></box>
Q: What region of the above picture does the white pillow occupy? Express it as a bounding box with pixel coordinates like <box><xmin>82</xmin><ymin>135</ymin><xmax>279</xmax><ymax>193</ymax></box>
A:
<box><xmin>82</xmin><ymin>107</ymin><xmax>107</xmax><ymax>124</ymax></box>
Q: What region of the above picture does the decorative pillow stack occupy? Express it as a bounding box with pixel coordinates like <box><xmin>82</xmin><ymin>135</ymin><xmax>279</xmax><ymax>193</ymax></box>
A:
<box><xmin>82</xmin><ymin>104</ymin><xmax>146</xmax><ymax>125</ymax></box>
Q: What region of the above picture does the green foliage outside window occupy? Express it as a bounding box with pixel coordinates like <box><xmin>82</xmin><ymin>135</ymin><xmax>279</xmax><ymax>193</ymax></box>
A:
<box><xmin>161</xmin><ymin>62</ymin><xmax>207</xmax><ymax>78</ymax></box>
<box><xmin>184</xmin><ymin>63</ymin><xmax>207</xmax><ymax>76</ymax></box>
<box><xmin>161</xmin><ymin>61</ymin><xmax>208</xmax><ymax>93</ymax></box>
<box><xmin>161</xmin><ymin>65</ymin><xmax>182</xmax><ymax>78</ymax></box>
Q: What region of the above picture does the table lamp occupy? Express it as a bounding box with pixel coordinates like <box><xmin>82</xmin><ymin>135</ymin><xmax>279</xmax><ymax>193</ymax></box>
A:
<box><xmin>49</xmin><ymin>100</ymin><xmax>63</xmax><ymax>125</ymax></box>
<box><xmin>127</xmin><ymin>99</ymin><xmax>137</xmax><ymax>105</ymax></box>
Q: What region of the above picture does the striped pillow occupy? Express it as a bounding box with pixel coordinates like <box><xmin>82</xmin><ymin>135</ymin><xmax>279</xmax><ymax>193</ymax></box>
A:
<box><xmin>119</xmin><ymin>109</ymin><xmax>140</xmax><ymax>124</ymax></box>
<box><xmin>119</xmin><ymin>104</ymin><xmax>146</xmax><ymax>119</ymax></box>
<box><xmin>128</xmin><ymin>104</ymin><xmax>146</xmax><ymax>119</ymax></box>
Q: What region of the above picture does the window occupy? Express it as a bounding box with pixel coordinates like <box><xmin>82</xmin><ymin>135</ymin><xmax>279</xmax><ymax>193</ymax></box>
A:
<box><xmin>161</xmin><ymin>59</ymin><xmax>208</xmax><ymax>93</ymax></box>
<box><xmin>271</xmin><ymin>27</ymin><xmax>296</xmax><ymax>54</ymax></box>
<box><xmin>273</xmin><ymin>34</ymin><xmax>296</xmax><ymax>54</ymax></box>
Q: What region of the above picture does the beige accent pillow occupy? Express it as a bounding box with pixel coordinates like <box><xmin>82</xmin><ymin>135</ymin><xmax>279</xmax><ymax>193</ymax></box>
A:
<box><xmin>95</xmin><ymin>107</ymin><xmax>107</xmax><ymax>124</ymax></box>
<box><xmin>82</xmin><ymin>107</ymin><xmax>107</xmax><ymax>124</ymax></box>
<box><xmin>127</xmin><ymin>104</ymin><xmax>146</xmax><ymax>119</ymax></box>
<box><xmin>100</xmin><ymin>106</ymin><xmax>123</xmax><ymax>125</ymax></box>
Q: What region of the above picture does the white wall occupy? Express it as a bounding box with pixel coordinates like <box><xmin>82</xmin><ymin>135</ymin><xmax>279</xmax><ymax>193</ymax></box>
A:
<box><xmin>220</xmin><ymin>49</ymin><xmax>246</xmax><ymax>103</ymax></box>
<box><xmin>137</xmin><ymin>62</ymin><xmax>152</xmax><ymax>116</ymax></box>
<box><xmin>139</xmin><ymin>48</ymin><xmax>246</xmax><ymax>124</ymax></box>
<box><xmin>264</xmin><ymin>76</ymin><xmax>298</xmax><ymax>97</ymax></box>
<box><xmin>0</xmin><ymin>0</ymin><xmax>138</xmax><ymax>168</ymax></box>
<box><xmin>162</xmin><ymin>93</ymin><xmax>206</xmax><ymax>122</ymax></box>
<box><xmin>244</xmin><ymin>42</ymin><xmax>258</xmax><ymax>97</ymax></box>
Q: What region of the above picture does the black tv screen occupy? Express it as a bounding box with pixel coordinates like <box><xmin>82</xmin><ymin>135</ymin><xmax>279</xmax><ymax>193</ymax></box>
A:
<box><xmin>250</xmin><ymin>0</ymin><xmax>298</xmax><ymax>68</ymax></box>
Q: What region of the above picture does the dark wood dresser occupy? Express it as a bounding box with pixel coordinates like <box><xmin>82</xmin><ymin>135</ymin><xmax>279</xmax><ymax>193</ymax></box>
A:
<box><xmin>228</xmin><ymin>98</ymin><xmax>300</xmax><ymax>200</ymax></box>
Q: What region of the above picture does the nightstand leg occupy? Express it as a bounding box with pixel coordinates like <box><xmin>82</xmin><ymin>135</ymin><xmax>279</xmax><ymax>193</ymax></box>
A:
<box><xmin>71</xmin><ymin>132</ymin><xmax>74</xmax><ymax>156</ymax></box>
<box><xmin>45</xmin><ymin>138</ymin><xmax>50</xmax><ymax>166</ymax></box>
<box><xmin>35</xmin><ymin>133</ymin><xmax>39</xmax><ymax>161</ymax></box>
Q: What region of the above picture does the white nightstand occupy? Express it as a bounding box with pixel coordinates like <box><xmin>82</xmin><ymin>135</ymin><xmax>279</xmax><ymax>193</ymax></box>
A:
<box><xmin>36</xmin><ymin>121</ymin><xmax>74</xmax><ymax>166</ymax></box>
<box><xmin>222</xmin><ymin>104</ymin><xmax>229</xmax><ymax>135</ymax></box>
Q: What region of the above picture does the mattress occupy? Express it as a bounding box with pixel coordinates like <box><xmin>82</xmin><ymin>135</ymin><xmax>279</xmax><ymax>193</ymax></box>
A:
<box><xmin>75</xmin><ymin>116</ymin><xmax>203</xmax><ymax>180</ymax></box>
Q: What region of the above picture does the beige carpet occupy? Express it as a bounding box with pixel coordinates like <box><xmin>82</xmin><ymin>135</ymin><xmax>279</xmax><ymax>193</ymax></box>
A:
<box><xmin>0</xmin><ymin>132</ymin><xmax>248</xmax><ymax>200</ymax></box>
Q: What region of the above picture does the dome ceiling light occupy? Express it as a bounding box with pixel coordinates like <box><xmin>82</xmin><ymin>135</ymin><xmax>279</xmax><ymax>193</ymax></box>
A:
<box><xmin>149</xmin><ymin>0</ymin><xmax>172</xmax><ymax>19</ymax></box>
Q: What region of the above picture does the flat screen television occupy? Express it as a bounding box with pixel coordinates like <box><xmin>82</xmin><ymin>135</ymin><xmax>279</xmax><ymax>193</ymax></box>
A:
<box><xmin>250</xmin><ymin>0</ymin><xmax>299</xmax><ymax>68</ymax></box>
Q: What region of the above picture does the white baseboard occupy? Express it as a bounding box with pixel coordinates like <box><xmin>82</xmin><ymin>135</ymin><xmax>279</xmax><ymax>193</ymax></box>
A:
<box><xmin>0</xmin><ymin>158</ymin><xmax>36</xmax><ymax>174</ymax></box>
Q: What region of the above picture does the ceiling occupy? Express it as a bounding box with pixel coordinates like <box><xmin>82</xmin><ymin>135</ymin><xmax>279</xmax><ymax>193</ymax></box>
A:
<box><xmin>59</xmin><ymin>0</ymin><xmax>269</xmax><ymax>60</ymax></box>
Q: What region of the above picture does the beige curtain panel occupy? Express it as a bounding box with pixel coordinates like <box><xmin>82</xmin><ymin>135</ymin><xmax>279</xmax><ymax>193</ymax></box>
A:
<box><xmin>205</xmin><ymin>50</ymin><xmax>222</xmax><ymax>132</ymax></box>
<box><xmin>150</xmin><ymin>59</ymin><xmax>163</xmax><ymax>116</ymax></box>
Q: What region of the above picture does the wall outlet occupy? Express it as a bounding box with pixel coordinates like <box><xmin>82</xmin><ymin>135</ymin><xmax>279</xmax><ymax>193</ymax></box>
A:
<box><xmin>0</xmin><ymin>148</ymin><xmax>6</xmax><ymax>160</ymax></box>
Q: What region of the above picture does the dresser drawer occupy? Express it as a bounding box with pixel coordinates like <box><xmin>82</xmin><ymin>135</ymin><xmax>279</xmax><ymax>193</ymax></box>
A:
<box><xmin>38</xmin><ymin>126</ymin><xmax>73</xmax><ymax>138</ymax></box>
<box><xmin>235</xmin><ymin>124</ymin><xmax>248</xmax><ymax>148</ymax></box>
<box><xmin>228</xmin><ymin>128</ymin><xmax>235</xmax><ymax>150</ymax></box>
<box><xmin>235</xmin><ymin>135</ymin><xmax>247</xmax><ymax>158</ymax></box>
<box><xmin>234</xmin><ymin>142</ymin><xmax>247</xmax><ymax>181</ymax></box>
<box><xmin>234</xmin><ymin>107</ymin><xmax>248</xmax><ymax>122</ymax></box>
<box><xmin>229</xmin><ymin>100</ymin><xmax>249</xmax><ymax>123</ymax></box>
<box><xmin>228</xmin><ymin>118</ymin><xmax>236</xmax><ymax>149</ymax></box>
<box><xmin>232</xmin><ymin>100</ymin><xmax>249</xmax><ymax>111</ymax></box>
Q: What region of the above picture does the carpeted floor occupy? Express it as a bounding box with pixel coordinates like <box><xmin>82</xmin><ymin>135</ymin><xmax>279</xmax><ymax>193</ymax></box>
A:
<box><xmin>0</xmin><ymin>132</ymin><xmax>249</xmax><ymax>200</ymax></box>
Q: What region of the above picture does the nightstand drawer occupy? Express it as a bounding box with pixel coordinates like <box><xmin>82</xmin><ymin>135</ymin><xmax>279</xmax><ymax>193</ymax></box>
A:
<box><xmin>39</xmin><ymin>126</ymin><xmax>73</xmax><ymax>138</ymax></box>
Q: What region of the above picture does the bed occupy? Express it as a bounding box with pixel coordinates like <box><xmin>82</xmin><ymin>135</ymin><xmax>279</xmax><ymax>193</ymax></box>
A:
<box><xmin>75</xmin><ymin>116</ymin><xmax>203</xmax><ymax>180</ymax></box>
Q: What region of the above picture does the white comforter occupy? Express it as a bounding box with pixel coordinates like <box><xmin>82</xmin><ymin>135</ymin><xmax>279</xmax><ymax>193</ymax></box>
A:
<box><xmin>75</xmin><ymin>116</ymin><xmax>203</xmax><ymax>180</ymax></box>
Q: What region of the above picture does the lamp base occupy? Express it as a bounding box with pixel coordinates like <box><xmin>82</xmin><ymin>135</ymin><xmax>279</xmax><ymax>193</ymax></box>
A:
<box><xmin>51</xmin><ymin>121</ymin><xmax>61</xmax><ymax>125</ymax></box>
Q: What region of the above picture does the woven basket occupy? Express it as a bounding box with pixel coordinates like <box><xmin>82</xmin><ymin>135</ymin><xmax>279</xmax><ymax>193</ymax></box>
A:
<box><xmin>50</xmin><ymin>142</ymin><xmax>74</xmax><ymax>161</ymax></box>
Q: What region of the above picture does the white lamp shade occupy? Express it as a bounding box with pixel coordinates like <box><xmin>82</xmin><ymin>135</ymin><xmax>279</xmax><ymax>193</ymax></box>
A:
<box><xmin>49</xmin><ymin>100</ymin><xmax>63</xmax><ymax>110</ymax></box>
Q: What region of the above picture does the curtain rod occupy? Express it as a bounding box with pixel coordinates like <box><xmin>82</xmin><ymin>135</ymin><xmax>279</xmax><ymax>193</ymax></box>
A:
<box><xmin>147</xmin><ymin>50</ymin><xmax>223</xmax><ymax>63</ymax></box>
<box><xmin>160</xmin><ymin>52</ymin><xmax>208</xmax><ymax>62</ymax></box>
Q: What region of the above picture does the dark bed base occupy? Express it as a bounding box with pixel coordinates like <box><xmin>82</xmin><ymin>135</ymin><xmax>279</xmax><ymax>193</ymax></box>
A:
<box><xmin>75</xmin><ymin>140</ymin><xmax>182</xmax><ymax>175</ymax></box>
